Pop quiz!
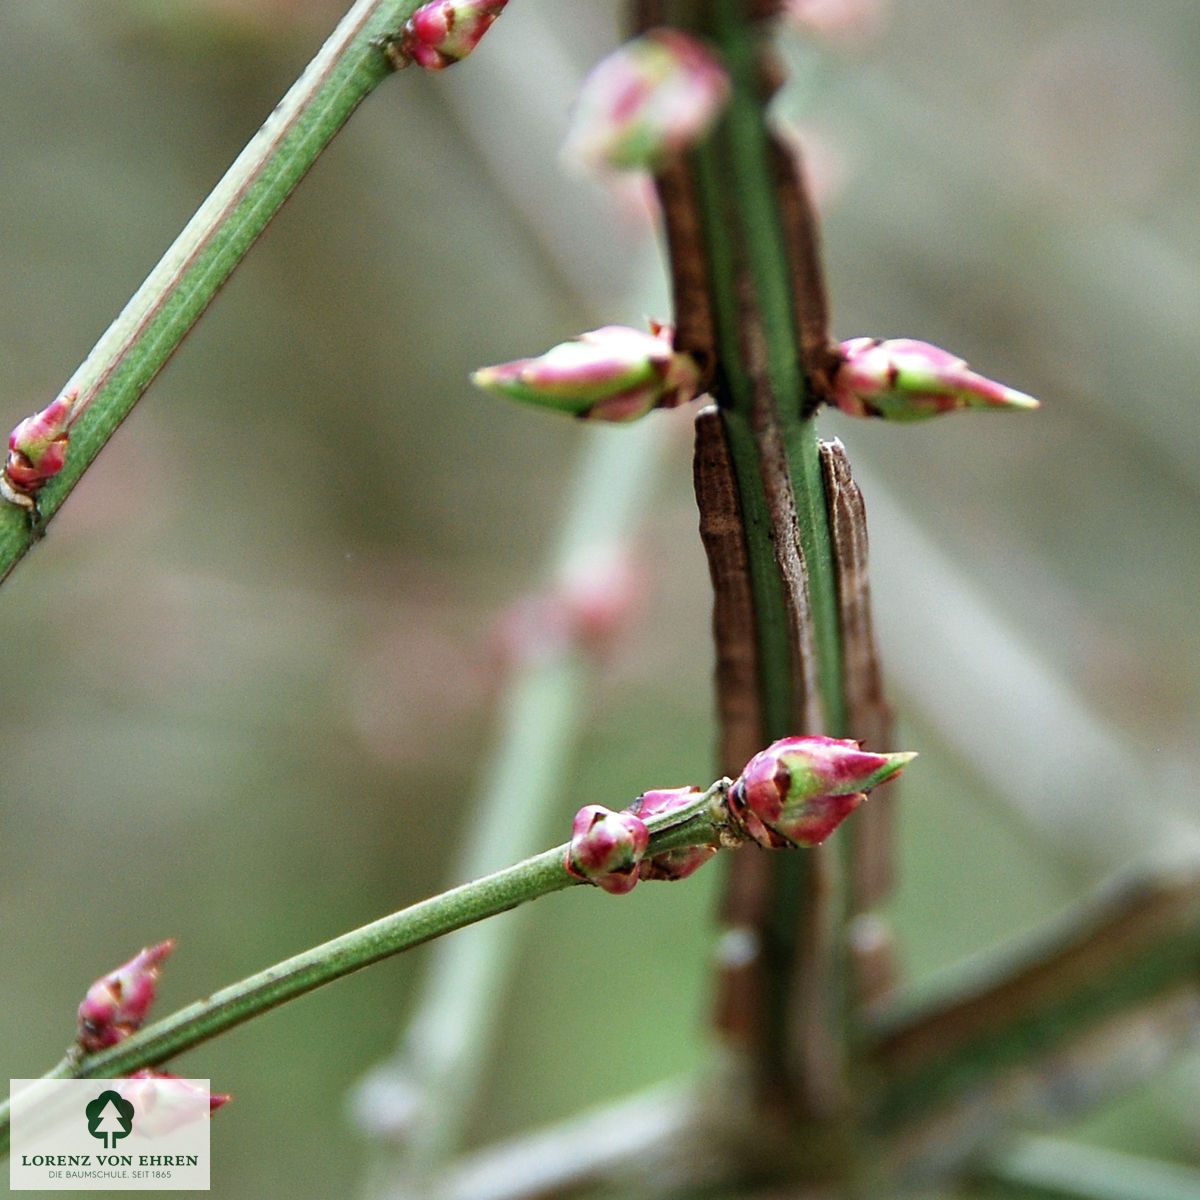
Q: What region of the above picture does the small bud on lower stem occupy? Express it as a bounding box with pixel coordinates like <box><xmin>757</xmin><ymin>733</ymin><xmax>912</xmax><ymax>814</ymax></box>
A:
<box><xmin>830</xmin><ymin>337</ymin><xmax>1039</xmax><ymax>420</ymax></box>
<box><xmin>566</xmin><ymin>805</ymin><xmax>650</xmax><ymax>895</ymax></box>
<box><xmin>76</xmin><ymin>940</ymin><xmax>174</xmax><ymax>1053</ymax></box>
<box><xmin>2</xmin><ymin>390</ymin><xmax>79</xmax><ymax>512</ymax></box>
<box><xmin>628</xmin><ymin>787</ymin><xmax>716</xmax><ymax>881</ymax></box>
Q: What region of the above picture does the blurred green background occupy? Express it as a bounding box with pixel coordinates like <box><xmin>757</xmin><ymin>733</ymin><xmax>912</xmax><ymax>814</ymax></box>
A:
<box><xmin>0</xmin><ymin>2</ymin><xmax>1197</xmax><ymax>1196</ymax></box>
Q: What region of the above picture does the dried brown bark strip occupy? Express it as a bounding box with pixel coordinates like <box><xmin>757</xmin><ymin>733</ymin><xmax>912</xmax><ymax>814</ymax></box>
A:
<box><xmin>694</xmin><ymin>406</ymin><xmax>762</xmax><ymax>776</ymax></box>
<box><xmin>820</xmin><ymin>440</ymin><xmax>895</xmax><ymax>908</ymax></box>
<box><xmin>693</xmin><ymin>405</ymin><xmax>773</xmax><ymax>1058</ymax></box>
<box><xmin>820</xmin><ymin>439</ymin><xmax>899</xmax><ymax>1006</ymax></box>
<box><xmin>769</xmin><ymin>137</ymin><xmax>838</xmax><ymax>411</ymax></box>
<box><xmin>654</xmin><ymin>158</ymin><xmax>718</xmax><ymax>382</ymax></box>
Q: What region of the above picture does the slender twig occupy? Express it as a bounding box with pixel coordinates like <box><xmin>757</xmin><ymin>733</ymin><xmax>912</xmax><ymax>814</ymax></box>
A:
<box><xmin>0</xmin><ymin>0</ymin><xmax>426</xmax><ymax>582</ymax></box>
<box><xmin>0</xmin><ymin>782</ymin><xmax>729</xmax><ymax>1156</ymax></box>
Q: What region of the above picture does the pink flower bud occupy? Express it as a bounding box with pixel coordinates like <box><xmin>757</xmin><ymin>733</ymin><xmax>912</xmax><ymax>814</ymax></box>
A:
<box><xmin>566</xmin><ymin>804</ymin><xmax>650</xmax><ymax>895</ymax></box>
<box><xmin>830</xmin><ymin>338</ymin><xmax>1040</xmax><ymax>420</ymax></box>
<box><xmin>393</xmin><ymin>1</ymin><xmax>508</xmax><ymax>70</ymax></box>
<box><xmin>2</xmin><ymin>390</ymin><xmax>78</xmax><ymax>511</ymax></box>
<box><xmin>471</xmin><ymin>322</ymin><xmax>703</xmax><ymax>422</ymax></box>
<box><xmin>76</xmin><ymin>940</ymin><xmax>174</xmax><ymax>1053</ymax></box>
<box><xmin>728</xmin><ymin>736</ymin><xmax>915</xmax><ymax>848</ymax></box>
<box><xmin>628</xmin><ymin>786</ymin><xmax>701</xmax><ymax>822</ymax></box>
<box><xmin>626</xmin><ymin>787</ymin><xmax>717</xmax><ymax>882</ymax></box>
<box><xmin>562</xmin><ymin>29</ymin><xmax>730</xmax><ymax>174</ymax></box>
<box><xmin>128</xmin><ymin>1071</ymin><xmax>231</xmax><ymax>1116</ymax></box>
<box><xmin>638</xmin><ymin>843</ymin><xmax>716</xmax><ymax>882</ymax></box>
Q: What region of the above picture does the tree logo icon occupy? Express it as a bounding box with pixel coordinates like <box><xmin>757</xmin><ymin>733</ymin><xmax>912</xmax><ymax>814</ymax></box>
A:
<box><xmin>85</xmin><ymin>1090</ymin><xmax>135</xmax><ymax>1149</ymax></box>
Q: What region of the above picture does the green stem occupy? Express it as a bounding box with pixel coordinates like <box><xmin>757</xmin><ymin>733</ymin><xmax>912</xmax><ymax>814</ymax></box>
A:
<box><xmin>0</xmin><ymin>784</ymin><xmax>727</xmax><ymax>1157</ymax></box>
<box><xmin>690</xmin><ymin>0</ymin><xmax>843</xmax><ymax>736</ymax></box>
<box><xmin>0</xmin><ymin>0</ymin><xmax>426</xmax><ymax>582</ymax></box>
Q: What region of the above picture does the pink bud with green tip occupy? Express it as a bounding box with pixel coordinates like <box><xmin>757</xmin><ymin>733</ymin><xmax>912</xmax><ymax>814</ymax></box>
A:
<box><xmin>728</xmin><ymin>736</ymin><xmax>915</xmax><ymax>848</ymax></box>
<box><xmin>2</xmin><ymin>389</ymin><xmax>78</xmax><ymax>510</ymax></box>
<box><xmin>566</xmin><ymin>805</ymin><xmax>650</xmax><ymax>895</ymax></box>
<box><xmin>76</xmin><ymin>940</ymin><xmax>174</xmax><ymax>1053</ymax></box>
<box><xmin>830</xmin><ymin>337</ymin><xmax>1039</xmax><ymax>420</ymax></box>
<box><xmin>471</xmin><ymin>322</ymin><xmax>703</xmax><ymax>422</ymax></box>
<box><xmin>562</xmin><ymin>28</ymin><xmax>730</xmax><ymax>174</ymax></box>
<box><xmin>393</xmin><ymin>1</ymin><xmax>508</xmax><ymax>70</ymax></box>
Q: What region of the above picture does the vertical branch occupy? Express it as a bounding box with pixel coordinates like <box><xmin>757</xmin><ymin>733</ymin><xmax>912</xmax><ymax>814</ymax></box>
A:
<box><xmin>646</xmin><ymin>0</ymin><xmax>881</xmax><ymax>1175</ymax></box>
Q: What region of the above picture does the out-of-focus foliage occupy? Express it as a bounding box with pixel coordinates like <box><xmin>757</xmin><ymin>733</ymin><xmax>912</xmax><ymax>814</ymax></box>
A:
<box><xmin>0</xmin><ymin>2</ymin><xmax>1196</xmax><ymax>1196</ymax></box>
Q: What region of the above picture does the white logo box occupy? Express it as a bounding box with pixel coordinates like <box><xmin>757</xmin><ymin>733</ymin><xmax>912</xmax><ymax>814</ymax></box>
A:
<box><xmin>10</xmin><ymin>1078</ymin><xmax>210</xmax><ymax>1191</ymax></box>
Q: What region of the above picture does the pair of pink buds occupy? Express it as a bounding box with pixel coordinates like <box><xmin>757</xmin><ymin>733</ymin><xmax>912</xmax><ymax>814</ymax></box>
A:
<box><xmin>567</xmin><ymin>736</ymin><xmax>915</xmax><ymax>895</ymax></box>
<box><xmin>473</xmin><ymin>327</ymin><xmax>1038</xmax><ymax>424</ymax></box>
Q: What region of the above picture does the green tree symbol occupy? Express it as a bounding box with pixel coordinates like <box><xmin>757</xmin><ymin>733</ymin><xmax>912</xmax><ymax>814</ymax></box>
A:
<box><xmin>85</xmin><ymin>1090</ymin><xmax>134</xmax><ymax>1150</ymax></box>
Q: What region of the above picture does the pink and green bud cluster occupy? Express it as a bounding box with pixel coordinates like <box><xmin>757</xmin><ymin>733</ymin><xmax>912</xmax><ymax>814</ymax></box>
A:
<box><xmin>127</xmin><ymin>1072</ymin><xmax>231</xmax><ymax>1117</ymax></box>
<box><xmin>393</xmin><ymin>1</ymin><xmax>508</xmax><ymax>70</ymax></box>
<box><xmin>566</xmin><ymin>786</ymin><xmax>717</xmax><ymax>894</ymax></box>
<box><xmin>562</xmin><ymin>28</ymin><xmax>730</xmax><ymax>174</ymax></box>
<box><xmin>566</xmin><ymin>804</ymin><xmax>650</xmax><ymax>895</ymax></box>
<box><xmin>471</xmin><ymin>322</ymin><xmax>703</xmax><ymax>422</ymax></box>
<box><xmin>2</xmin><ymin>390</ymin><xmax>77</xmax><ymax>510</ymax></box>
<box><xmin>728</xmin><ymin>736</ymin><xmax>915</xmax><ymax>849</ymax></box>
<box><xmin>567</xmin><ymin>737</ymin><xmax>914</xmax><ymax>891</ymax></box>
<box><xmin>830</xmin><ymin>337</ymin><xmax>1039</xmax><ymax>420</ymax></box>
<box><xmin>76</xmin><ymin>940</ymin><xmax>174</xmax><ymax>1054</ymax></box>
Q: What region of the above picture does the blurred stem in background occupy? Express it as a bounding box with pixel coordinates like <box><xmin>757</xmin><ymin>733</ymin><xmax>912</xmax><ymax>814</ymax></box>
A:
<box><xmin>351</xmin><ymin>419</ymin><xmax>671</xmax><ymax>1194</ymax></box>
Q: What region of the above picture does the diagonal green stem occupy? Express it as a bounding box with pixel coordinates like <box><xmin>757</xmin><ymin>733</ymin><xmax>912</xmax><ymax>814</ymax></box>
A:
<box><xmin>0</xmin><ymin>783</ymin><xmax>729</xmax><ymax>1157</ymax></box>
<box><xmin>0</xmin><ymin>0</ymin><xmax>428</xmax><ymax>582</ymax></box>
